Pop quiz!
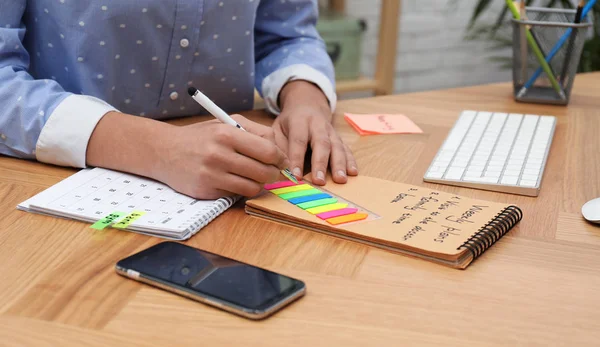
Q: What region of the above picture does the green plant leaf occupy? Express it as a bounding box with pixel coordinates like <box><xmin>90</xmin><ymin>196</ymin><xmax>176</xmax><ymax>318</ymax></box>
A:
<box><xmin>468</xmin><ymin>0</ymin><xmax>494</xmax><ymax>29</ymax></box>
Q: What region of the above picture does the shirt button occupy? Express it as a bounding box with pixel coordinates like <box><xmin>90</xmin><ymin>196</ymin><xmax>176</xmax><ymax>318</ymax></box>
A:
<box><xmin>180</xmin><ymin>38</ymin><xmax>190</xmax><ymax>48</ymax></box>
<box><xmin>170</xmin><ymin>92</ymin><xmax>179</xmax><ymax>100</ymax></box>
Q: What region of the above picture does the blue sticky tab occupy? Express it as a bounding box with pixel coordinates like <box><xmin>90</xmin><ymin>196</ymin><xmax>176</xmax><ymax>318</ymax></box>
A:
<box><xmin>288</xmin><ymin>193</ymin><xmax>332</xmax><ymax>205</ymax></box>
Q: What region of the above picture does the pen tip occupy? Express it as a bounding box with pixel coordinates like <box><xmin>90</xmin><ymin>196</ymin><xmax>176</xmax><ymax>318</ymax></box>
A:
<box><xmin>187</xmin><ymin>87</ymin><xmax>198</xmax><ymax>97</ymax></box>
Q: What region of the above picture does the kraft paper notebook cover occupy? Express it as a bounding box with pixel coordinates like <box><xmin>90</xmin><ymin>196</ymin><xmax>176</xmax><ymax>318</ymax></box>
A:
<box><xmin>245</xmin><ymin>175</ymin><xmax>522</xmax><ymax>269</ymax></box>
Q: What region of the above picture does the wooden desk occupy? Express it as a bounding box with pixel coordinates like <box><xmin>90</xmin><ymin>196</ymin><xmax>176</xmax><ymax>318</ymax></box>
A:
<box><xmin>1</xmin><ymin>73</ymin><xmax>599</xmax><ymax>346</ymax></box>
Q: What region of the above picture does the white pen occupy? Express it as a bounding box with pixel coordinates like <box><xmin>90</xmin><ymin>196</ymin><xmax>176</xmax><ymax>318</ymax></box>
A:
<box><xmin>187</xmin><ymin>86</ymin><xmax>298</xmax><ymax>184</ymax></box>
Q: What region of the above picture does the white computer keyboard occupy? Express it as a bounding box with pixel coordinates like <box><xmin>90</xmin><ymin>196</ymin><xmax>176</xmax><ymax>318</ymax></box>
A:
<box><xmin>423</xmin><ymin>110</ymin><xmax>556</xmax><ymax>196</ymax></box>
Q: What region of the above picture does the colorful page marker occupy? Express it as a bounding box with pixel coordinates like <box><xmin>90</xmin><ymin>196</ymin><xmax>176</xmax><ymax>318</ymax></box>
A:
<box><xmin>326</xmin><ymin>213</ymin><xmax>368</xmax><ymax>225</ymax></box>
<box><xmin>306</xmin><ymin>203</ymin><xmax>348</xmax><ymax>215</ymax></box>
<box><xmin>112</xmin><ymin>211</ymin><xmax>145</xmax><ymax>229</ymax></box>
<box><xmin>288</xmin><ymin>193</ymin><xmax>332</xmax><ymax>205</ymax></box>
<box><xmin>265</xmin><ymin>181</ymin><xmax>371</xmax><ymax>226</ymax></box>
<box><xmin>296</xmin><ymin>197</ymin><xmax>338</xmax><ymax>210</ymax></box>
<box><xmin>264</xmin><ymin>181</ymin><xmax>299</xmax><ymax>190</ymax></box>
<box><xmin>344</xmin><ymin>113</ymin><xmax>423</xmax><ymax>135</ymax></box>
<box><xmin>270</xmin><ymin>184</ymin><xmax>313</xmax><ymax>195</ymax></box>
<box><xmin>277</xmin><ymin>188</ymin><xmax>322</xmax><ymax>200</ymax></box>
<box><xmin>316</xmin><ymin>207</ymin><xmax>358</xmax><ymax>220</ymax></box>
<box><xmin>91</xmin><ymin>211</ymin><xmax>126</xmax><ymax>230</ymax></box>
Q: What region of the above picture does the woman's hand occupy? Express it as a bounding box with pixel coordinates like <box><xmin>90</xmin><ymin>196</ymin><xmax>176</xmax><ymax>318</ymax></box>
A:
<box><xmin>272</xmin><ymin>81</ymin><xmax>358</xmax><ymax>185</ymax></box>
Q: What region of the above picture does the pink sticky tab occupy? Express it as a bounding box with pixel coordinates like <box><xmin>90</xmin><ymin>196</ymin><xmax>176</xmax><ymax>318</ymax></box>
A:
<box><xmin>317</xmin><ymin>207</ymin><xmax>358</xmax><ymax>220</ymax></box>
<box><xmin>264</xmin><ymin>181</ymin><xmax>299</xmax><ymax>190</ymax></box>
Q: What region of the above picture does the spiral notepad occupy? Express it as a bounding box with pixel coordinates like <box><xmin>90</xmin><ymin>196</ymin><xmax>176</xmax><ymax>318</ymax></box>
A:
<box><xmin>246</xmin><ymin>175</ymin><xmax>522</xmax><ymax>269</ymax></box>
<box><xmin>17</xmin><ymin>168</ymin><xmax>239</xmax><ymax>240</ymax></box>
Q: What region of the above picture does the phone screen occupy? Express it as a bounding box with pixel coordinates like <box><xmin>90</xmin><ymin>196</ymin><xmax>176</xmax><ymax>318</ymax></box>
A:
<box><xmin>117</xmin><ymin>242</ymin><xmax>304</xmax><ymax>311</ymax></box>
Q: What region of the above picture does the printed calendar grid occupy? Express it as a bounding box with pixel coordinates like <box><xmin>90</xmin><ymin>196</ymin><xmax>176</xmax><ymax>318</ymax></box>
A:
<box><xmin>40</xmin><ymin>169</ymin><xmax>229</xmax><ymax>232</ymax></box>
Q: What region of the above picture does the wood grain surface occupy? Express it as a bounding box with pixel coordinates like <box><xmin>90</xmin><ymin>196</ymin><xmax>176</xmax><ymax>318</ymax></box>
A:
<box><xmin>1</xmin><ymin>73</ymin><xmax>599</xmax><ymax>346</ymax></box>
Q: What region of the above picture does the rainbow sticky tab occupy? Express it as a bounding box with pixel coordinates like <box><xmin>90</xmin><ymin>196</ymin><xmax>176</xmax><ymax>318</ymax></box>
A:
<box><xmin>112</xmin><ymin>211</ymin><xmax>145</xmax><ymax>229</ymax></box>
<box><xmin>296</xmin><ymin>198</ymin><xmax>338</xmax><ymax>210</ymax></box>
<box><xmin>91</xmin><ymin>211</ymin><xmax>126</xmax><ymax>230</ymax></box>
<box><xmin>278</xmin><ymin>188</ymin><xmax>321</xmax><ymax>200</ymax></box>
<box><xmin>316</xmin><ymin>208</ymin><xmax>358</xmax><ymax>220</ymax></box>
<box><xmin>326</xmin><ymin>213</ymin><xmax>368</xmax><ymax>225</ymax></box>
<box><xmin>306</xmin><ymin>203</ymin><xmax>348</xmax><ymax>215</ymax></box>
<box><xmin>288</xmin><ymin>193</ymin><xmax>332</xmax><ymax>205</ymax></box>
<box><xmin>270</xmin><ymin>184</ymin><xmax>313</xmax><ymax>195</ymax></box>
<box><xmin>264</xmin><ymin>181</ymin><xmax>299</xmax><ymax>190</ymax></box>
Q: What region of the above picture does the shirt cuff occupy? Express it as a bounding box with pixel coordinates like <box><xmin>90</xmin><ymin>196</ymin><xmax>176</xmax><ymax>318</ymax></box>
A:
<box><xmin>261</xmin><ymin>64</ymin><xmax>337</xmax><ymax>115</ymax></box>
<box><xmin>35</xmin><ymin>94</ymin><xmax>117</xmax><ymax>168</ymax></box>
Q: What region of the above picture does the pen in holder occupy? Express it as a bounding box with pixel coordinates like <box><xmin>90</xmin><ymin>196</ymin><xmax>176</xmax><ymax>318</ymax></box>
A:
<box><xmin>512</xmin><ymin>7</ymin><xmax>592</xmax><ymax>105</ymax></box>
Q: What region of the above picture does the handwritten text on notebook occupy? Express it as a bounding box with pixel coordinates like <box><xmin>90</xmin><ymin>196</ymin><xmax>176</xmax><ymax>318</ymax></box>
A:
<box><xmin>389</xmin><ymin>187</ymin><xmax>494</xmax><ymax>244</ymax></box>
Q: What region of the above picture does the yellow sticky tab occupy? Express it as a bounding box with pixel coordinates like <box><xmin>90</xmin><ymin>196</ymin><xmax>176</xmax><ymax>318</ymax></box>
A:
<box><xmin>326</xmin><ymin>213</ymin><xmax>368</xmax><ymax>225</ymax></box>
<box><xmin>112</xmin><ymin>211</ymin><xmax>145</xmax><ymax>229</ymax></box>
<box><xmin>306</xmin><ymin>203</ymin><xmax>348</xmax><ymax>215</ymax></box>
<box><xmin>270</xmin><ymin>184</ymin><xmax>314</xmax><ymax>195</ymax></box>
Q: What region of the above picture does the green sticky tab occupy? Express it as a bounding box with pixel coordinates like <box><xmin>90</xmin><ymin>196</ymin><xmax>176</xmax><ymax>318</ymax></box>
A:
<box><xmin>91</xmin><ymin>212</ymin><xmax>126</xmax><ymax>230</ymax></box>
<box><xmin>112</xmin><ymin>211</ymin><xmax>145</xmax><ymax>229</ymax></box>
<box><xmin>278</xmin><ymin>188</ymin><xmax>322</xmax><ymax>200</ymax></box>
<box><xmin>296</xmin><ymin>198</ymin><xmax>338</xmax><ymax>210</ymax></box>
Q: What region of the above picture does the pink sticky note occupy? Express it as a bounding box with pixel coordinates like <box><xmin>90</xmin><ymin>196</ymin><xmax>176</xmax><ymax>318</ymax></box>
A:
<box><xmin>316</xmin><ymin>207</ymin><xmax>358</xmax><ymax>220</ymax></box>
<box><xmin>264</xmin><ymin>181</ymin><xmax>299</xmax><ymax>190</ymax></box>
<box><xmin>344</xmin><ymin>113</ymin><xmax>423</xmax><ymax>135</ymax></box>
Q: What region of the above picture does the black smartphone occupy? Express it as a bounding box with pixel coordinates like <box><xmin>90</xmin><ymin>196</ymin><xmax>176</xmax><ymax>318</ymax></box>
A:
<box><xmin>115</xmin><ymin>242</ymin><xmax>306</xmax><ymax>320</ymax></box>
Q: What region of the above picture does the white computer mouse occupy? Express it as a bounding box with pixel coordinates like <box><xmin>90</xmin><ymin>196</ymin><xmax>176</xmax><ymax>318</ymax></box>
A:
<box><xmin>582</xmin><ymin>197</ymin><xmax>600</xmax><ymax>223</ymax></box>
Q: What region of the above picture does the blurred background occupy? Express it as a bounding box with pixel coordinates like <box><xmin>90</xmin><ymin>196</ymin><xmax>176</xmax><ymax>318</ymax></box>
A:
<box><xmin>315</xmin><ymin>0</ymin><xmax>600</xmax><ymax>98</ymax></box>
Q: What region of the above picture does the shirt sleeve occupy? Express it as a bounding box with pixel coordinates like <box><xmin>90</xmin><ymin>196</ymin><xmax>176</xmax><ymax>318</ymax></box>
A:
<box><xmin>253</xmin><ymin>0</ymin><xmax>336</xmax><ymax>115</ymax></box>
<box><xmin>0</xmin><ymin>1</ymin><xmax>116</xmax><ymax>168</ymax></box>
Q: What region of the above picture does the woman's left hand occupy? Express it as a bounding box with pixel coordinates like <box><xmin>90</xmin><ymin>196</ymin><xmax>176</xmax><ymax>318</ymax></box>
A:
<box><xmin>272</xmin><ymin>81</ymin><xmax>358</xmax><ymax>185</ymax></box>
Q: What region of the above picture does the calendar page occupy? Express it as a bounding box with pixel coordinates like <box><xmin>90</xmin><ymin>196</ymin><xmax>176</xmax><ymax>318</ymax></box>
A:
<box><xmin>18</xmin><ymin>168</ymin><xmax>236</xmax><ymax>239</ymax></box>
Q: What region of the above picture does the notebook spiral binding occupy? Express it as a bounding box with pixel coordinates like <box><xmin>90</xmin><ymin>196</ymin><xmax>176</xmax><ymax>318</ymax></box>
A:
<box><xmin>186</xmin><ymin>196</ymin><xmax>240</xmax><ymax>237</ymax></box>
<box><xmin>458</xmin><ymin>205</ymin><xmax>523</xmax><ymax>259</ymax></box>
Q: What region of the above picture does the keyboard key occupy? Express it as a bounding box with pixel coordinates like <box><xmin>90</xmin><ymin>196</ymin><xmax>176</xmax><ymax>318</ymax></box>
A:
<box><xmin>501</xmin><ymin>176</ymin><xmax>519</xmax><ymax>185</ymax></box>
<box><xmin>444</xmin><ymin>168</ymin><xmax>465</xmax><ymax>180</ymax></box>
<box><xmin>523</xmin><ymin>168</ymin><xmax>540</xmax><ymax>176</ymax></box>
<box><xmin>465</xmin><ymin>177</ymin><xmax>499</xmax><ymax>184</ymax></box>
<box><xmin>425</xmin><ymin>172</ymin><xmax>444</xmax><ymax>179</ymax></box>
<box><xmin>521</xmin><ymin>174</ymin><xmax>538</xmax><ymax>181</ymax></box>
<box><xmin>503</xmin><ymin>169</ymin><xmax>522</xmax><ymax>177</ymax></box>
<box><xmin>519</xmin><ymin>180</ymin><xmax>538</xmax><ymax>187</ymax></box>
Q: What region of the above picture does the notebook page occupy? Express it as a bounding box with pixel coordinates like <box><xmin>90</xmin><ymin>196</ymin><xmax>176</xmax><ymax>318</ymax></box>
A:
<box><xmin>19</xmin><ymin>168</ymin><xmax>229</xmax><ymax>234</ymax></box>
<box><xmin>246</xmin><ymin>175</ymin><xmax>512</xmax><ymax>256</ymax></box>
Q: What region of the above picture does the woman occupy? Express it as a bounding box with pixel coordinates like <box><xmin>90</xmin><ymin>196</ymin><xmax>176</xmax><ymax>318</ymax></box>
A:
<box><xmin>0</xmin><ymin>0</ymin><xmax>357</xmax><ymax>199</ymax></box>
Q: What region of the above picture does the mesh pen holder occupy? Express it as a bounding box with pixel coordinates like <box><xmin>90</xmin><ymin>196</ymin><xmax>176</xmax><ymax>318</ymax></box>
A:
<box><xmin>512</xmin><ymin>7</ymin><xmax>592</xmax><ymax>105</ymax></box>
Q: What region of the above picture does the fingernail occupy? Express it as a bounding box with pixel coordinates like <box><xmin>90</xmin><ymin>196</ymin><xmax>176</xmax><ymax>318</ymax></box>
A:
<box><xmin>337</xmin><ymin>170</ymin><xmax>346</xmax><ymax>178</ymax></box>
<box><xmin>316</xmin><ymin>171</ymin><xmax>325</xmax><ymax>181</ymax></box>
<box><xmin>293</xmin><ymin>167</ymin><xmax>302</xmax><ymax>177</ymax></box>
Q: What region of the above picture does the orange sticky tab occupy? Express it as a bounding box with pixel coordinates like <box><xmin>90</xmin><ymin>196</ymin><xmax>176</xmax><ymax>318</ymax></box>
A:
<box><xmin>344</xmin><ymin>113</ymin><xmax>423</xmax><ymax>135</ymax></box>
<box><xmin>326</xmin><ymin>213</ymin><xmax>368</xmax><ymax>225</ymax></box>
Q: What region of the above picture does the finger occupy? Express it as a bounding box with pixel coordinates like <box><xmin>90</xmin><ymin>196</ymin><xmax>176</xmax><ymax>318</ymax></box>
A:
<box><xmin>309</xmin><ymin>124</ymin><xmax>331</xmax><ymax>185</ymax></box>
<box><xmin>215</xmin><ymin>173</ymin><xmax>263</xmax><ymax>197</ymax></box>
<box><xmin>223</xmin><ymin>152</ymin><xmax>281</xmax><ymax>184</ymax></box>
<box><xmin>272</xmin><ymin>121</ymin><xmax>289</xmax><ymax>155</ymax></box>
<box><xmin>214</xmin><ymin>126</ymin><xmax>289</xmax><ymax>169</ymax></box>
<box><xmin>328</xmin><ymin>133</ymin><xmax>348</xmax><ymax>184</ymax></box>
<box><xmin>231</xmin><ymin>114</ymin><xmax>275</xmax><ymax>142</ymax></box>
<box><xmin>287</xmin><ymin>118</ymin><xmax>310</xmax><ymax>179</ymax></box>
<box><xmin>344</xmin><ymin>143</ymin><xmax>358</xmax><ymax>176</ymax></box>
<box><xmin>233</xmin><ymin>134</ymin><xmax>289</xmax><ymax>170</ymax></box>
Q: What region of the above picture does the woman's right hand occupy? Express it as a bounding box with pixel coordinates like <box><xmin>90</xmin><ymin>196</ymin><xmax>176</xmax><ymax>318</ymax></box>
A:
<box><xmin>155</xmin><ymin>114</ymin><xmax>289</xmax><ymax>199</ymax></box>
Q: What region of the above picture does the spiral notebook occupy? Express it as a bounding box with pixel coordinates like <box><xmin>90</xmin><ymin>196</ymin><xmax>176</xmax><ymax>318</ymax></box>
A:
<box><xmin>245</xmin><ymin>175</ymin><xmax>522</xmax><ymax>269</ymax></box>
<box><xmin>17</xmin><ymin>167</ymin><xmax>239</xmax><ymax>240</ymax></box>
